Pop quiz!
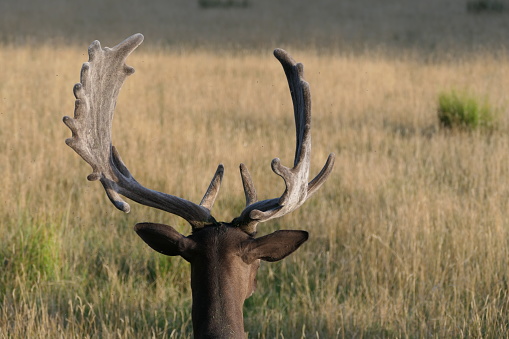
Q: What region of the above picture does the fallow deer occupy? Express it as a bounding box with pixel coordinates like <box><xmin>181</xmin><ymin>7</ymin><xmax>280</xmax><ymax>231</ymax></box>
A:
<box><xmin>63</xmin><ymin>33</ymin><xmax>335</xmax><ymax>339</ymax></box>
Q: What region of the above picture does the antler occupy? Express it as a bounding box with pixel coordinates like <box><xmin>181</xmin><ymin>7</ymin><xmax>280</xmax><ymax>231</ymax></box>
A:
<box><xmin>63</xmin><ymin>34</ymin><xmax>221</xmax><ymax>229</ymax></box>
<box><xmin>232</xmin><ymin>49</ymin><xmax>335</xmax><ymax>235</ymax></box>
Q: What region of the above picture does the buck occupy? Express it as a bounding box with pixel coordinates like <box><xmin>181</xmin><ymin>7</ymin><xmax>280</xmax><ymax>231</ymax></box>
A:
<box><xmin>63</xmin><ymin>33</ymin><xmax>335</xmax><ymax>338</ymax></box>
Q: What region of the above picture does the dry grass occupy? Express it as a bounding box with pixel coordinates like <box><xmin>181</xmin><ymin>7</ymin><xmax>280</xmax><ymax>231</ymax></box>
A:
<box><xmin>1</xmin><ymin>41</ymin><xmax>509</xmax><ymax>337</ymax></box>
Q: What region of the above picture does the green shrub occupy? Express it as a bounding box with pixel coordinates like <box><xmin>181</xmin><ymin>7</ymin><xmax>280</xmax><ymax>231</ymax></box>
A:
<box><xmin>198</xmin><ymin>0</ymin><xmax>249</xmax><ymax>8</ymax></box>
<box><xmin>0</xmin><ymin>222</ymin><xmax>61</xmax><ymax>285</ymax></box>
<box><xmin>437</xmin><ymin>90</ymin><xmax>498</xmax><ymax>131</ymax></box>
<box><xmin>467</xmin><ymin>0</ymin><xmax>505</xmax><ymax>13</ymax></box>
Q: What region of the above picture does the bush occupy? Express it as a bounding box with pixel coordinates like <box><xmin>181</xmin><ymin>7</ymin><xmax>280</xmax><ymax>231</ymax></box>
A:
<box><xmin>198</xmin><ymin>0</ymin><xmax>249</xmax><ymax>8</ymax></box>
<box><xmin>467</xmin><ymin>0</ymin><xmax>505</xmax><ymax>13</ymax></box>
<box><xmin>437</xmin><ymin>90</ymin><xmax>498</xmax><ymax>131</ymax></box>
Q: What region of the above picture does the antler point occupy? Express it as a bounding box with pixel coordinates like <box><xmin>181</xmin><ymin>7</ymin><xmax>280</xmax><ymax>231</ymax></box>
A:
<box><xmin>88</xmin><ymin>41</ymin><xmax>102</xmax><ymax>60</ymax></box>
<box><xmin>133</xmin><ymin>33</ymin><xmax>144</xmax><ymax>41</ymax></box>
<box><xmin>124</xmin><ymin>65</ymin><xmax>136</xmax><ymax>75</ymax></box>
<box><xmin>63</xmin><ymin>116</ymin><xmax>78</xmax><ymax>134</ymax></box>
<box><xmin>73</xmin><ymin>83</ymin><xmax>84</xmax><ymax>98</ymax></box>
<box><xmin>64</xmin><ymin>137</ymin><xmax>74</xmax><ymax>147</ymax></box>
<box><xmin>270</xmin><ymin>158</ymin><xmax>283</xmax><ymax>171</ymax></box>
<box><xmin>112</xmin><ymin>199</ymin><xmax>131</xmax><ymax>213</ymax></box>
<box><xmin>121</xmin><ymin>203</ymin><xmax>131</xmax><ymax>213</ymax></box>
<box><xmin>87</xmin><ymin>173</ymin><xmax>101</xmax><ymax>181</ymax></box>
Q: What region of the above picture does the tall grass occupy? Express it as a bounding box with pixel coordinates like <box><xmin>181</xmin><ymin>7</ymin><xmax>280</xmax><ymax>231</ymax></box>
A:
<box><xmin>1</xmin><ymin>43</ymin><xmax>509</xmax><ymax>337</ymax></box>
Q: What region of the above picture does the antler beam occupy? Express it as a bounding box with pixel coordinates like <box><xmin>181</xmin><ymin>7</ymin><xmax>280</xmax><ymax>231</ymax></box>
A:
<box><xmin>232</xmin><ymin>49</ymin><xmax>335</xmax><ymax>234</ymax></box>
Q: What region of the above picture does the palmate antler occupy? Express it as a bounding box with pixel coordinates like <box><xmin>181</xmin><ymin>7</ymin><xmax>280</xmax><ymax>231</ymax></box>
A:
<box><xmin>64</xmin><ymin>34</ymin><xmax>335</xmax><ymax>233</ymax></box>
<box><xmin>63</xmin><ymin>34</ymin><xmax>222</xmax><ymax>229</ymax></box>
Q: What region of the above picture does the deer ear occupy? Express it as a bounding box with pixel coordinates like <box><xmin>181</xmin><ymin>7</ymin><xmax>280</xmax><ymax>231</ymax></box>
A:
<box><xmin>134</xmin><ymin>222</ymin><xmax>196</xmax><ymax>260</ymax></box>
<box><xmin>242</xmin><ymin>230</ymin><xmax>308</xmax><ymax>264</ymax></box>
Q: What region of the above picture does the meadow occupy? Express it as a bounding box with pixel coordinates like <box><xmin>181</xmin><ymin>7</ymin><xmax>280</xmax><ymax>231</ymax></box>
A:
<box><xmin>1</xmin><ymin>36</ymin><xmax>509</xmax><ymax>337</ymax></box>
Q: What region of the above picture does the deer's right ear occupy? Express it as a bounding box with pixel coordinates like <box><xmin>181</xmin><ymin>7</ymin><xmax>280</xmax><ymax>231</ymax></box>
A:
<box><xmin>134</xmin><ymin>222</ymin><xmax>196</xmax><ymax>260</ymax></box>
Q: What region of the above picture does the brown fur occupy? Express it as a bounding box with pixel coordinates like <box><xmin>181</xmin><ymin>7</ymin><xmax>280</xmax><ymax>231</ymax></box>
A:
<box><xmin>135</xmin><ymin>222</ymin><xmax>308</xmax><ymax>338</ymax></box>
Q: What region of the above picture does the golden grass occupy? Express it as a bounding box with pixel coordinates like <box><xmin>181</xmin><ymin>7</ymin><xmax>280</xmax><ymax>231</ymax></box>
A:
<box><xmin>1</xmin><ymin>43</ymin><xmax>509</xmax><ymax>337</ymax></box>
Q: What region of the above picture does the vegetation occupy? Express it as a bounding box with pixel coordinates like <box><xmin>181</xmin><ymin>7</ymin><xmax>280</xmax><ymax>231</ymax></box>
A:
<box><xmin>3</xmin><ymin>0</ymin><xmax>509</xmax><ymax>53</ymax></box>
<box><xmin>198</xmin><ymin>0</ymin><xmax>249</xmax><ymax>8</ymax></box>
<box><xmin>1</xmin><ymin>43</ymin><xmax>509</xmax><ymax>337</ymax></box>
<box><xmin>437</xmin><ymin>90</ymin><xmax>498</xmax><ymax>130</ymax></box>
<box><xmin>467</xmin><ymin>0</ymin><xmax>505</xmax><ymax>13</ymax></box>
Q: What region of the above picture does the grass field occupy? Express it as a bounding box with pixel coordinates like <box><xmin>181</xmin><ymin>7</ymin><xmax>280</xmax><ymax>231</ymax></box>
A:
<box><xmin>2</xmin><ymin>0</ymin><xmax>509</xmax><ymax>337</ymax></box>
<box><xmin>1</xmin><ymin>40</ymin><xmax>509</xmax><ymax>337</ymax></box>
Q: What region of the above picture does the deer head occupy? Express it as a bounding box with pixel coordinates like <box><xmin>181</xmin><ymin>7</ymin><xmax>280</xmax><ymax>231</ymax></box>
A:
<box><xmin>63</xmin><ymin>33</ymin><xmax>335</xmax><ymax>339</ymax></box>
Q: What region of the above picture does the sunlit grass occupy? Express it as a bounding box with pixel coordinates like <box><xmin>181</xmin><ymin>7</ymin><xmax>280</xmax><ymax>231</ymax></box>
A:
<box><xmin>1</xmin><ymin>43</ymin><xmax>509</xmax><ymax>337</ymax></box>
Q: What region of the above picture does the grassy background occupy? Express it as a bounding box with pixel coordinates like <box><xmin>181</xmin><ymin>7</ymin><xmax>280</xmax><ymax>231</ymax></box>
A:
<box><xmin>2</xmin><ymin>0</ymin><xmax>509</xmax><ymax>53</ymax></box>
<box><xmin>2</xmin><ymin>0</ymin><xmax>509</xmax><ymax>338</ymax></box>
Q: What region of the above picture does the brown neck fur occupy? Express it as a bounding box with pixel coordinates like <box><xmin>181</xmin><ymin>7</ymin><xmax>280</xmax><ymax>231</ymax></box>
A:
<box><xmin>133</xmin><ymin>222</ymin><xmax>308</xmax><ymax>339</ymax></box>
<box><xmin>188</xmin><ymin>225</ymin><xmax>255</xmax><ymax>339</ymax></box>
<box><xmin>190</xmin><ymin>272</ymin><xmax>246</xmax><ymax>338</ymax></box>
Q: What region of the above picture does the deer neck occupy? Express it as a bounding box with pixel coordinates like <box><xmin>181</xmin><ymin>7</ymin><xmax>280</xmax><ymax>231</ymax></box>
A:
<box><xmin>190</xmin><ymin>270</ymin><xmax>246</xmax><ymax>339</ymax></box>
<box><xmin>189</xmin><ymin>225</ymin><xmax>249</xmax><ymax>339</ymax></box>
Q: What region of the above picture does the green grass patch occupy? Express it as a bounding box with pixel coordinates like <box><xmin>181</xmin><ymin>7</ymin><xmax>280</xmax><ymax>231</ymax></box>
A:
<box><xmin>437</xmin><ymin>90</ymin><xmax>498</xmax><ymax>131</ymax></box>
<box><xmin>0</xmin><ymin>221</ymin><xmax>62</xmax><ymax>286</ymax></box>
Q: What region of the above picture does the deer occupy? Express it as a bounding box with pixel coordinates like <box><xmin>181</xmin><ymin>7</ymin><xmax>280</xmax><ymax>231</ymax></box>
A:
<box><xmin>63</xmin><ymin>33</ymin><xmax>335</xmax><ymax>339</ymax></box>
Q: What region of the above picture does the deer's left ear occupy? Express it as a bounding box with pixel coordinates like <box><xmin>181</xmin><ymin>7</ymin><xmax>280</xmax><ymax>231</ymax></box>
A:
<box><xmin>242</xmin><ymin>230</ymin><xmax>309</xmax><ymax>264</ymax></box>
<box><xmin>134</xmin><ymin>222</ymin><xmax>196</xmax><ymax>261</ymax></box>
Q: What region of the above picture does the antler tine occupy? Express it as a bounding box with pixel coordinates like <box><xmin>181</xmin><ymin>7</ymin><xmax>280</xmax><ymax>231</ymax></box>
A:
<box><xmin>199</xmin><ymin>164</ymin><xmax>224</xmax><ymax>211</ymax></box>
<box><xmin>240</xmin><ymin>163</ymin><xmax>257</xmax><ymax>207</ymax></box>
<box><xmin>64</xmin><ymin>34</ymin><xmax>219</xmax><ymax>229</ymax></box>
<box><xmin>233</xmin><ymin>49</ymin><xmax>335</xmax><ymax>235</ymax></box>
